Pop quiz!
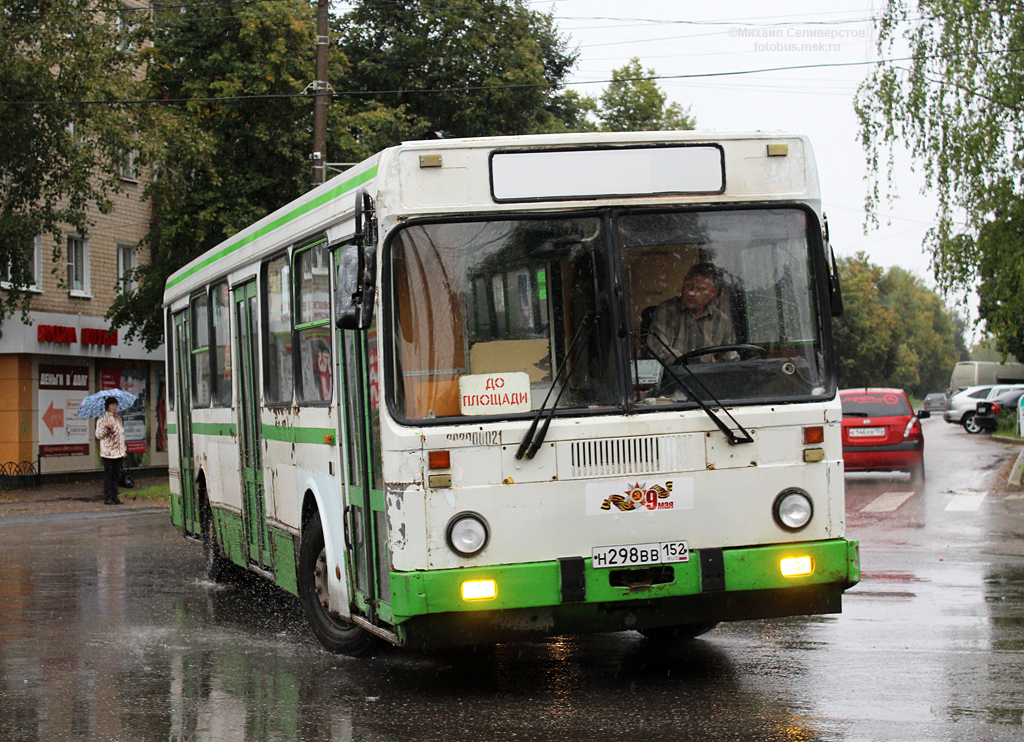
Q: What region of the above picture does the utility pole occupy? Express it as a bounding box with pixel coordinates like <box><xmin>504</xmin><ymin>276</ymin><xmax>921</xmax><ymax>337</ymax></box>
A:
<box><xmin>311</xmin><ymin>0</ymin><xmax>330</xmax><ymax>186</ymax></box>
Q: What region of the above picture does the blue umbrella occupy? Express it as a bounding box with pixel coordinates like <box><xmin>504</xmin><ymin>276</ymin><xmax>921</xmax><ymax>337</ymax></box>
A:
<box><xmin>76</xmin><ymin>388</ymin><xmax>138</xmax><ymax>418</ymax></box>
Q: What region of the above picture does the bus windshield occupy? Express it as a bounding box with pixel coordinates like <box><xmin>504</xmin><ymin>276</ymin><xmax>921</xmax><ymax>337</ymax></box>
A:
<box><xmin>389</xmin><ymin>217</ymin><xmax>616</xmax><ymax>420</ymax></box>
<box><xmin>388</xmin><ymin>207</ymin><xmax>831</xmax><ymax>423</ymax></box>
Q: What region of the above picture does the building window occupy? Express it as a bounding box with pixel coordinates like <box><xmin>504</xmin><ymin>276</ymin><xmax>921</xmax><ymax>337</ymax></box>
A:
<box><xmin>210</xmin><ymin>282</ymin><xmax>232</xmax><ymax>407</ymax></box>
<box><xmin>2</xmin><ymin>234</ymin><xmax>42</xmax><ymax>291</ymax></box>
<box><xmin>117</xmin><ymin>149</ymin><xmax>139</xmax><ymax>182</ymax></box>
<box><xmin>191</xmin><ymin>293</ymin><xmax>211</xmax><ymax>407</ymax></box>
<box><xmin>118</xmin><ymin>243</ymin><xmax>139</xmax><ymax>292</ymax></box>
<box><xmin>263</xmin><ymin>254</ymin><xmax>293</xmax><ymax>406</ymax></box>
<box><xmin>295</xmin><ymin>242</ymin><xmax>332</xmax><ymax>405</ymax></box>
<box><xmin>67</xmin><ymin>235</ymin><xmax>90</xmax><ymax>296</ymax></box>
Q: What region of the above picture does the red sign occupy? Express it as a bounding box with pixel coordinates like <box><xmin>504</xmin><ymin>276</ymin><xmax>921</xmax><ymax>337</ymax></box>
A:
<box><xmin>37</xmin><ymin>325</ymin><xmax>77</xmax><ymax>343</ymax></box>
<box><xmin>39</xmin><ymin>444</ymin><xmax>91</xmax><ymax>457</ymax></box>
<box><xmin>82</xmin><ymin>328</ymin><xmax>118</xmax><ymax>346</ymax></box>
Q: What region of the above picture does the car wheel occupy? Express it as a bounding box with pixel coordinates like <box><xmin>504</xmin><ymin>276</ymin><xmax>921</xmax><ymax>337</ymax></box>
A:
<box><xmin>298</xmin><ymin>511</ymin><xmax>378</xmax><ymax>656</ymax></box>
<box><xmin>963</xmin><ymin>413</ymin><xmax>982</xmax><ymax>434</ymax></box>
<box><xmin>640</xmin><ymin>622</ymin><xmax>720</xmax><ymax>641</ymax></box>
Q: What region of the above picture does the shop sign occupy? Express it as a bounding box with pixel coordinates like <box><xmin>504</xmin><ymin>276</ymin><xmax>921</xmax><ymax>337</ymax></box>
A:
<box><xmin>38</xmin><ymin>364</ymin><xmax>90</xmax><ymax>456</ymax></box>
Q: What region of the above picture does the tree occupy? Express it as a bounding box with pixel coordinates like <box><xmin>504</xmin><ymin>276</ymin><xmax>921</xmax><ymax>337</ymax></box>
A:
<box><xmin>336</xmin><ymin>0</ymin><xmax>581</xmax><ymax>137</ymax></box>
<box><xmin>0</xmin><ymin>1</ymin><xmax>162</xmax><ymax>321</ymax></box>
<box><xmin>855</xmin><ymin>2</ymin><xmax>1024</xmax><ymax>360</ymax></box>
<box><xmin>598</xmin><ymin>58</ymin><xmax>695</xmax><ymax>132</ymax></box>
<box><xmin>832</xmin><ymin>253</ymin><xmax>964</xmax><ymax>396</ymax></box>
<box><xmin>109</xmin><ymin>0</ymin><xmax>320</xmax><ymax>349</ymax></box>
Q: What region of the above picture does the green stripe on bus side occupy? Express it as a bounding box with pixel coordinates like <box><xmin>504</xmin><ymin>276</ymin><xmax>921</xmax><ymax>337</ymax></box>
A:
<box><xmin>261</xmin><ymin>424</ymin><xmax>336</xmax><ymax>445</ymax></box>
<box><xmin>167</xmin><ymin>423</ymin><xmax>177</xmax><ymax>435</ymax></box>
<box><xmin>389</xmin><ymin>538</ymin><xmax>858</xmax><ymax>620</ymax></box>
<box><xmin>166</xmin><ymin>166</ymin><xmax>378</xmax><ymax>290</ymax></box>
<box><xmin>192</xmin><ymin>421</ymin><xmax>237</xmax><ymax>437</ymax></box>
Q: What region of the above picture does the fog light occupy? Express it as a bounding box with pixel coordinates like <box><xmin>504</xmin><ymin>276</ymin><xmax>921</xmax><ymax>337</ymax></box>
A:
<box><xmin>461</xmin><ymin>579</ymin><xmax>497</xmax><ymax>601</ymax></box>
<box><xmin>773</xmin><ymin>489</ymin><xmax>814</xmax><ymax>531</ymax></box>
<box><xmin>446</xmin><ymin>512</ymin><xmax>489</xmax><ymax>556</ymax></box>
<box><xmin>780</xmin><ymin>556</ymin><xmax>814</xmax><ymax>577</ymax></box>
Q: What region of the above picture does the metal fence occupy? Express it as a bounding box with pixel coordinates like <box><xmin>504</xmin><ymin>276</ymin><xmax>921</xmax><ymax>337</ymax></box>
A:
<box><xmin>0</xmin><ymin>458</ymin><xmax>41</xmax><ymax>491</ymax></box>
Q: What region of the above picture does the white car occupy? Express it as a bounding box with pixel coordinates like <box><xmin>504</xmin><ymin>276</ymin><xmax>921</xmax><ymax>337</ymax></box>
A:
<box><xmin>944</xmin><ymin>384</ymin><xmax>1024</xmax><ymax>432</ymax></box>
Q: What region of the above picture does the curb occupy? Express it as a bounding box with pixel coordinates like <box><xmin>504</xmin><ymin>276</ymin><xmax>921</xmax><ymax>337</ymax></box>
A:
<box><xmin>1009</xmin><ymin>447</ymin><xmax>1024</xmax><ymax>487</ymax></box>
<box><xmin>0</xmin><ymin>507</ymin><xmax>168</xmax><ymax>526</ymax></box>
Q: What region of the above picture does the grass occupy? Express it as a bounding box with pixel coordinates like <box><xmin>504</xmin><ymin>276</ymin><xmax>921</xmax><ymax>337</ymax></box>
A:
<box><xmin>122</xmin><ymin>482</ymin><xmax>171</xmax><ymax>502</ymax></box>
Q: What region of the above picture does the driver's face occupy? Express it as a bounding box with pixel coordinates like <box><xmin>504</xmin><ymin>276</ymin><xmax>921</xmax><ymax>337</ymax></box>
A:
<box><xmin>681</xmin><ymin>274</ymin><xmax>717</xmax><ymax>312</ymax></box>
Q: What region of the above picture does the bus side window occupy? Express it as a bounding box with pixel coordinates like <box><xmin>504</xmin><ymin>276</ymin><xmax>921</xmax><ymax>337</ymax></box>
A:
<box><xmin>210</xmin><ymin>282</ymin><xmax>232</xmax><ymax>406</ymax></box>
<box><xmin>190</xmin><ymin>292</ymin><xmax>211</xmax><ymax>407</ymax></box>
<box><xmin>263</xmin><ymin>254</ymin><xmax>294</xmax><ymax>405</ymax></box>
<box><xmin>166</xmin><ymin>309</ymin><xmax>175</xmax><ymax>411</ymax></box>
<box><xmin>294</xmin><ymin>243</ymin><xmax>332</xmax><ymax>405</ymax></box>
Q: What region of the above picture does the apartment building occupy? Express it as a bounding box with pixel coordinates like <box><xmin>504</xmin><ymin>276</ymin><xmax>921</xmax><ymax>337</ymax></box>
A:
<box><xmin>0</xmin><ymin>172</ymin><xmax>167</xmax><ymax>475</ymax></box>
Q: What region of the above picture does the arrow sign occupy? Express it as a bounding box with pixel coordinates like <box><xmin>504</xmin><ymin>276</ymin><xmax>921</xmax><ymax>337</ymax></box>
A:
<box><xmin>42</xmin><ymin>401</ymin><xmax>64</xmax><ymax>435</ymax></box>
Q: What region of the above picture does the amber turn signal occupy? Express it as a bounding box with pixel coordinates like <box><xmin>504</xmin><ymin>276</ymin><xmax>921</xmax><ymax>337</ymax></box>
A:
<box><xmin>803</xmin><ymin>426</ymin><xmax>824</xmax><ymax>445</ymax></box>
<box><xmin>428</xmin><ymin>450</ymin><xmax>451</xmax><ymax>469</ymax></box>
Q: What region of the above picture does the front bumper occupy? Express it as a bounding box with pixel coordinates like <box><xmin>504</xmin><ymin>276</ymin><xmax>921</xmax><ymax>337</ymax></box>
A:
<box><xmin>389</xmin><ymin>538</ymin><xmax>860</xmax><ymax>647</ymax></box>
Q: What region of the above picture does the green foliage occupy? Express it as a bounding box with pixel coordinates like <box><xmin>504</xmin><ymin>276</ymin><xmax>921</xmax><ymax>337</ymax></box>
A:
<box><xmin>855</xmin><ymin>1</ymin><xmax>1024</xmax><ymax>360</ymax></box>
<box><xmin>109</xmin><ymin>0</ymin><xmax>318</xmax><ymax>349</ymax></box>
<box><xmin>598</xmin><ymin>58</ymin><xmax>695</xmax><ymax>132</ymax></box>
<box><xmin>832</xmin><ymin>253</ymin><xmax>964</xmax><ymax>396</ymax></box>
<box><xmin>336</xmin><ymin>0</ymin><xmax>579</xmax><ymax>137</ymax></box>
<box><xmin>995</xmin><ymin>408</ymin><xmax>1020</xmax><ymax>438</ymax></box>
<box><xmin>0</xmin><ymin>1</ymin><xmax>164</xmax><ymax>321</ymax></box>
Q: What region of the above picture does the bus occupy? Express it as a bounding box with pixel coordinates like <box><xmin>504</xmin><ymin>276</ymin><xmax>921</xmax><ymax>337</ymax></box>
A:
<box><xmin>164</xmin><ymin>131</ymin><xmax>860</xmax><ymax>654</ymax></box>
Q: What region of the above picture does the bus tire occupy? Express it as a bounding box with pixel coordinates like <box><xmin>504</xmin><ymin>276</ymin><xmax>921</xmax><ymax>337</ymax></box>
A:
<box><xmin>640</xmin><ymin>622</ymin><xmax>720</xmax><ymax>641</ymax></box>
<box><xmin>201</xmin><ymin>503</ymin><xmax>232</xmax><ymax>583</ymax></box>
<box><xmin>298</xmin><ymin>512</ymin><xmax>378</xmax><ymax>657</ymax></box>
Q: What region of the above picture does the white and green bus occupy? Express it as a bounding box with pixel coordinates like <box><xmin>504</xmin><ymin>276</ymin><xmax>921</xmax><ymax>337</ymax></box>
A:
<box><xmin>164</xmin><ymin>131</ymin><xmax>859</xmax><ymax>654</ymax></box>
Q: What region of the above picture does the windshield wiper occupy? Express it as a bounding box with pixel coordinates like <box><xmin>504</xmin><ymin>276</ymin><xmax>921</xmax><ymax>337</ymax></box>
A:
<box><xmin>643</xmin><ymin>330</ymin><xmax>754</xmax><ymax>446</ymax></box>
<box><xmin>516</xmin><ymin>311</ymin><xmax>596</xmax><ymax>460</ymax></box>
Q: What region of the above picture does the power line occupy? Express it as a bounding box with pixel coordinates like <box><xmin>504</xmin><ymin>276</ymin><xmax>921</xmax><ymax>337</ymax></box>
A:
<box><xmin>3</xmin><ymin>49</ymin><xmax>1022</xmax><ymax>108</ymax></box>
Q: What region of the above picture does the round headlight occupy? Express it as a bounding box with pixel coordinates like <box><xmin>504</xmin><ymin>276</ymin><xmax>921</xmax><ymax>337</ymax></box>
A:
<box><xmin>773</xmin><ymin>489</ymin><xmax>814</xmax><ymax>532</ymax></box>
<box><xmin>446</xmin><ymin>512</ymin><xmax>489</xmax><ymax>557</ymax></box>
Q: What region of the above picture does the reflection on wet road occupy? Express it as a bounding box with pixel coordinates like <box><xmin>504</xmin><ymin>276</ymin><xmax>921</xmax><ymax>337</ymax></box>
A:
<box><xmin>1</xmin><ymin>420</ymin><xmax>1022</xmax><ymax>741</ymax></box>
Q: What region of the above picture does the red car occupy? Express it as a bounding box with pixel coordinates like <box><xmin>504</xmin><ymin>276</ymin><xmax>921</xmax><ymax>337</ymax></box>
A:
<box><xmin>840</xmin><ymin>388</ymin><xmax>928</xmax><ymax>482</ymax></box>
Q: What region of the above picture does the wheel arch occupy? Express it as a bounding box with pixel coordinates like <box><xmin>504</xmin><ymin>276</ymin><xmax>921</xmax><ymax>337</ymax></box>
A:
<box><xmin>297</xmin><ymin>474</ymin><xmax>352</xmax><ymax>620</ymax></box>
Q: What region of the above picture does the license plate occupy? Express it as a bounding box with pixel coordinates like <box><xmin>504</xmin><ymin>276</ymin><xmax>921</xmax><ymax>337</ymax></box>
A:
<box><xmin>591</xmin><ymin>541</ymin><xmax>690</xmax><ymax>569</ymax></box>
<box><xmin>849</xmin><ymin>427</ymin><xmax>885</xmax><ymax>437</ymax></box>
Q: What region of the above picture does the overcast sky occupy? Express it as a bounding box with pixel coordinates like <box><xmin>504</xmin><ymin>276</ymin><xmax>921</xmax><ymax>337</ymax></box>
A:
<box><xmin>537</xmin><ymin>0</ymin><xmax>946</xmax><ymax>287</ymax></box>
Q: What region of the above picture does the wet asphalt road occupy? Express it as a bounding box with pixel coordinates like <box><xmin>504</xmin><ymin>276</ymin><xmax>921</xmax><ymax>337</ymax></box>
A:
<box><xmin>1</xmin><ymin>420</ymin><xmax>1022</xmax><ymax>741</ymax></box>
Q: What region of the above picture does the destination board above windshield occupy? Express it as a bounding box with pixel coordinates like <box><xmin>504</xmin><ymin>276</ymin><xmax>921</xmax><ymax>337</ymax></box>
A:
<box><xmin>489</xmin><ymin>144</ymin><xmax>725</xmax><ymax>202</ymax></box>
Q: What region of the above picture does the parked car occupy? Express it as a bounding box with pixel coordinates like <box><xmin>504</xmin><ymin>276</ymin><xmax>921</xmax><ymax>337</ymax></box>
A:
<box><xmin>945</xmin><ymin>384</ymin><xmax>1024</xmax><ymax>433</ymax></box>
<box><xmin>840</xmin><ymin>388</ymin><xmax>928</xmax><ymax>481</ymax></box>
<box><xmin>922</xmin><ymin>392</ymin><xmax>948</xmax><ymax>413</ymax></box>
<box><xmin>972</xmin><ymin>389</ymin><xmax>1024</xmax><ymax>434</ymax></box>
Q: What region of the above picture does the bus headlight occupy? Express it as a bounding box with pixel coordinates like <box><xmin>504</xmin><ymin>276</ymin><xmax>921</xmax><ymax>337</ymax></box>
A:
<box><xmin>773</xmin><ymin>489</ymin><xmax>813</xmax><ymax>532</ymax></box>
<box><xmin>446</xmin><ymin>512</ymin><xmax>489</xmax><ymax>557</ymax></box>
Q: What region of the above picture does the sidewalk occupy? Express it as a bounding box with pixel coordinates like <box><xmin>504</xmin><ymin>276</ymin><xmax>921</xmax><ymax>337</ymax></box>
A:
<box><xmin>0</xmin><ymin>474</ymin><xmax>170</xmax><ymax>520</ymax></box>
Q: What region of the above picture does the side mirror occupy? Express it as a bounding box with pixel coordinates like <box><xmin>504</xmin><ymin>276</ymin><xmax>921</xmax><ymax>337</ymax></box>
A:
<box><xmin>917</xmin><ymin>409</ymin><xmax>931</xmax><ymax>419</ymax></box>
<box><xmin>335</xmin><ymin>188</ymin><xmax>377</xmax><ymax>330</ymax></box>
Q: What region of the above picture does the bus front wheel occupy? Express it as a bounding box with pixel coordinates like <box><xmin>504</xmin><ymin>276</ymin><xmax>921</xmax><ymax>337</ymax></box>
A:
<box><xmin>640</xmin><ymin>622</ymin><xmax>720</xmax><ymax>641</ymax></box>
<box><xmin>298</xmin><ymin>512</ymin><xmax>377</xmax><ymax>656</ymax></box>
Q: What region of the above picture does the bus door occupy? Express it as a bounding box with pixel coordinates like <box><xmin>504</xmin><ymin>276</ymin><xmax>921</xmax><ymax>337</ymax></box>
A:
<box><xmin>234</xmin><ymin>281</ymin><xmax>272</xmax><ymax>570</ymax></box>
<box><xmin>173</xmin><ymin>310</ymin><xmax>200</xmax><ymax>536</ymax></box>
<box><xmin>337</xmin><ymin>310</ymin><xmax>391</xmax><ymax>625</ymax></box>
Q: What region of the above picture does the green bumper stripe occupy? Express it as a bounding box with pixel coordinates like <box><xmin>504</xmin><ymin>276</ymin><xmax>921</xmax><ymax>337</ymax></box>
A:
<box><xmin>390</xmin><ymin>538</ymin><xmax>859</xmax><ymax>621</ymax></box>
<box><xmin>167</xmin><ymin>423</ymin><xmax>177</xmax><ymax>435</ymax></box>
<box><xmin>261</xmin><ymin>424</ymin><xmax>335</xmax><ymax>445</ymax></box>
<box><xmin>166</xmin><ymin>166</ymin><xmax>377</xmax><ymax>290</ymax></box>
<box><xmin>192</xmin><ymin>421</ymin><xmax>237</xmax><ymax>437</ymax></box>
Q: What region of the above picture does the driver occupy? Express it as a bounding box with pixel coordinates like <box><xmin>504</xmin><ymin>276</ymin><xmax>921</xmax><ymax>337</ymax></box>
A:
<box><xmin>645</xmin><ymin>262</ymin><xmax>735</xmax><ymax>363</ymax></box>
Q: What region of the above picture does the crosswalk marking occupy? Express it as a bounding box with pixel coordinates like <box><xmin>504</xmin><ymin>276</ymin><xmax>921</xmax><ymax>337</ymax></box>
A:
<box><xmin>944</xmin><ymin>491</ymin><xmax>988</xmax><ymax>512</ymax></box>
<box><xmin>860</xmin><ymin>491</ymin><xmax>915</xmax><ymax>513</ymax></box>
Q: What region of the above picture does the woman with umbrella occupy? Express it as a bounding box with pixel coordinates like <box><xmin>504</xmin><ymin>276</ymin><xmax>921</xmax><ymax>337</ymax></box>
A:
<box><xmin>95</xmin><ymin>397</ymin><xmax>127</xmax><ymax>505</ymax></box>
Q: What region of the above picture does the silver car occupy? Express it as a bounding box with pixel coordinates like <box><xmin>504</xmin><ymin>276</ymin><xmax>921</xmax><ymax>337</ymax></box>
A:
<box><xmin>944</xmin><ymin>384</ymin><xmax>1024</xmax><ymax>432</ymax></box>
